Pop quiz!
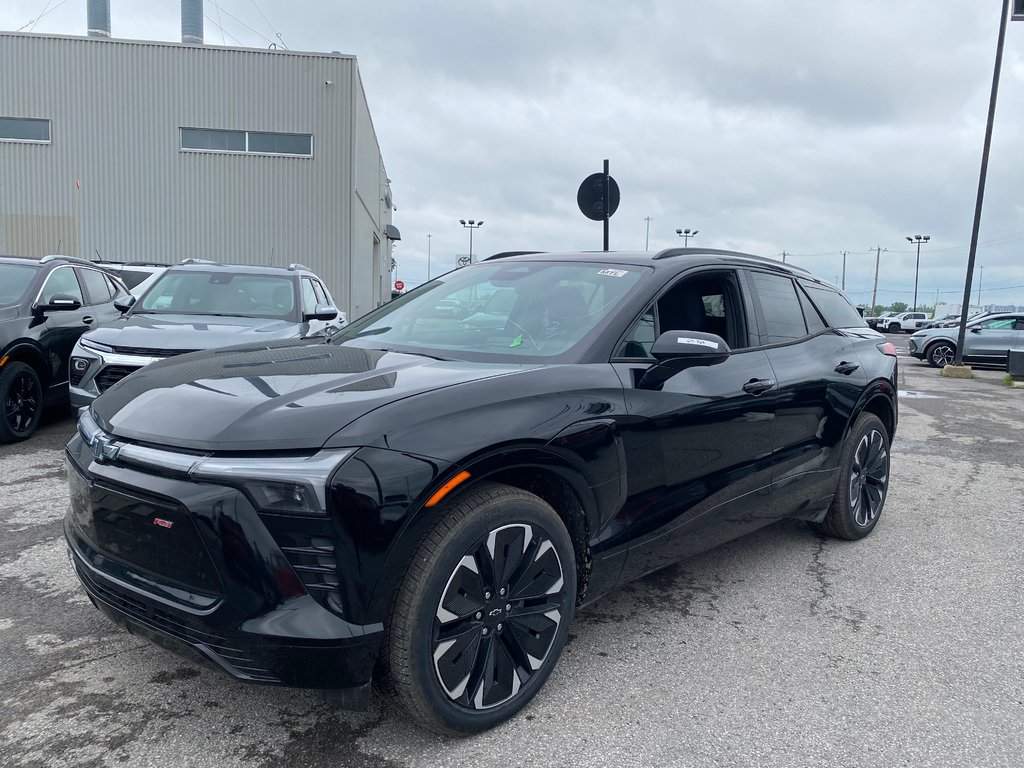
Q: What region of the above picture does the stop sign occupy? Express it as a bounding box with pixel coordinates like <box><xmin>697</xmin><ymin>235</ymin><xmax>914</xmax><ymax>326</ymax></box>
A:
<box><xmin>394</xmin><ymin>280</ymin><xmax>405</xmax><ymax>291</ymax></box>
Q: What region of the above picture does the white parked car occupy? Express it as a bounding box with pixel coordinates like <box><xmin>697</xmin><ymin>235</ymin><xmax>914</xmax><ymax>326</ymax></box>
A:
<box><xmin>880</xmin><ymin>311</ymin><xmax>931</xmax><ymax>333</ymax></box>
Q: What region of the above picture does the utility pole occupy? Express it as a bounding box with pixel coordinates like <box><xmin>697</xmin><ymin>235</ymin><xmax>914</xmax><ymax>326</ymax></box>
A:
<box><xmin>870</xmin><ymin>246</ymin><xmax>886</xmax><ymax>313</ymax></box>
<box><xmin>644</xmin><ymin>217</ymin><xmax>653</xmax><ymax>251</ymax></box>
<box><xmin>427</xmin><ymin>234</ymin><xmax>432</xmax><ymax>281</ymax></box>
<box><xmin>841</xmin><ymin>251</ymin><xmax>848</xmax><ymax>290</ymax></box>
<box><xmin>781</xmin><ymin>250</ymin><xmax>788</xmax><ymax>263</ymax></box>
<box><xmin>976</xmin><ymin>266</ymin><xmax>984</xmax><ymax>307</ymax></box>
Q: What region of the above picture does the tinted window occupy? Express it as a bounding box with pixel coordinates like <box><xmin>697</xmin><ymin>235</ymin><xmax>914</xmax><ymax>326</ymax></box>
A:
<box><xmin>78</xmin><ymin>268</ymin><xmax>113</xmax><ymax>305</ymax></box>
<box><xmin>181</xmin><ymin>128</ymin><xmax>245</xmax><ymax>151</ymax></box>
<box><xmin>800</xmin><ymin>281</ymin><xmax>867</xmax><ymax>328</ymax></box>
<box><xmin>115</xmin><ymin>268</ymin><xmax>153</xmax><ymax>290</ymax></box>
<box><xmin>0</xmin><ymin>117</ymin><xmax>50</xmax><ymax>142</ymax></box>
<box><xmin>616</xmin><ymin>309</ymin><xmax>656</xmax><ymax>358</ymax></box>
<box><xmin>40</xmin><ymin>267</ymin><xmax>83</xmax><ymax>304</ymax></box>
<box><xmin>248</xmin><ymin>132</ymin><xmax>312</xmax><ymax>156</ymax></box>
<box><xmin>977</xmin><ymin>317</ymin><xmax>1017</xmax><ymax>330</ymax></box>
<box><xmin>750</xmin><ymin>272</ymin><xmax>807</xmax><ymax>343</ymax></box>
<box><xmin>797</xmin><ymin>286</ymin><xmax>827</xmax><ymax>334</ymax></box>
<box><xmin>311</xmin><ymin>279</ymin><xmax>328</xmax><ymax>305</ymax></box>
<box><xmin>104</xmin><ymin>273</ymin><xmax>129</xmax><ymax>299</ymax></box>
<box><xmin>0</xmin><ymin>264</ymin><xmax>39</xmax><ymax>306</ymax></box>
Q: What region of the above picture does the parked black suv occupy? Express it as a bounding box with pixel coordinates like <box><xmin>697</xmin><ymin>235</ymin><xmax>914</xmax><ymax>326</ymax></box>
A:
<box><xmin>65</xmin><ymin>248</ymin><xmax>898</xmax><ymax>734</ymax></box>
<box><xmin>0</xmin><ymin>254</ymin><xmax>129</xmax><ymax>442</ymax></box>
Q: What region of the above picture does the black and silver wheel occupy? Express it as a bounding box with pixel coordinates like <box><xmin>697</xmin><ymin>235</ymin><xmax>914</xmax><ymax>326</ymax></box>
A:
<box><xmin>813</xmin><ymin>412</ymin><xmax>890</xmax><ymax>540</ymax></box>
<box><xmin>926</xmin><ymin>341</ymin><xmax>956</xmax><ymax>368</ymax></box>
<box><xmin>0</xmin><ymin>362</ymin><xmax>43</xmax><ymax>443</ymax></box>
<box><xmin>383</xmin><ymin>482</ymin><xmax>576</xmax><ymax>734</ymax></box>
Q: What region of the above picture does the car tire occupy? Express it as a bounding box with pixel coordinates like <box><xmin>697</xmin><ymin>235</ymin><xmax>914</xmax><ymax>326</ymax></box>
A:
<box><xmin>889</xmin><ymin>323</ymin><xmax>901</xmax><ymax>333</ymax></box>
<box><xmin>382</xmin><ymin>481</ymin><xmax>576</xmax><ymax>735</ymax></box>
<box><xmin>812</xmin><ymin>412</ymin><xmax>890</xmax><ymax>541</ymax></box>
<box><xmin>0</xmin><ymin>362</ymin><xmax>43</xmax><ymax>443</ymax></box>
<box><xmin>926</xmin><ymin>341</ymin><xmax>956</xmax><ymax>368</ymax></box>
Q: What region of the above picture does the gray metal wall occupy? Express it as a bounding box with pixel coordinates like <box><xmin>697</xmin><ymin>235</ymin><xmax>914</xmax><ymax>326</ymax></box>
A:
<box><xmin>0</xmin><ymin>32</ymin><xmax>394</xmax><ymax>319</ymax></box>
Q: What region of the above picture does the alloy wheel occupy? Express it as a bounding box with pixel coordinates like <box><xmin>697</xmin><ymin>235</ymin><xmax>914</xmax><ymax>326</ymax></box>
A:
<box><xmin>4</xmin><ymin>370</ymin><xmax>40</xmax><ymax>436</ymax></box>
<box><xmin>930</xmin><ymin>344</ymin><xmax>955</xmax><ymax>367</ymax></box>
<box><xmin>432</xmin><ymin>523</ymin><xmax>566</xmax><ymax>710</ymax></box>
<box><xmin>848</xmin><ymin>430</ymin><xmax>888</xmax><ymax>527</ymax></box>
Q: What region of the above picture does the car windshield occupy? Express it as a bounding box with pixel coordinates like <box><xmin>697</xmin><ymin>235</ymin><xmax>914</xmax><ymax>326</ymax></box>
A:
<box><xmin>0</xmin><ymin>264</ymin><xmax>39</xmax><ymax>307</ymax></box>
<box><xmin>334</xmin><ymin>261</ymin><xmax>650</xmax><ymax>362</ymax></box>
<box><xmin>136</xmin><ymin>271</ymin><xmax>297</xmax><ymax>319</ymax></box>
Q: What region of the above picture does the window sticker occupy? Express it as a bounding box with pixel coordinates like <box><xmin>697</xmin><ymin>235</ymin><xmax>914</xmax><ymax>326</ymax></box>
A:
<box><xmin>676</xmin><ymin>337</ymin><xmax>719</xmax><ymax>349</ymax></box>
<box><xmin>596</xmin><ymin>268</ymin><xmax>628</xmax><ymax>278</ymax></box>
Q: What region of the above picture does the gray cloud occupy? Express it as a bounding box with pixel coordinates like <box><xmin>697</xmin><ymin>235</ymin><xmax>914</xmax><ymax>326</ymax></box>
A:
<box><xmin>3</xmin><ymin>0</ymin><xmax>1023</xmax><ymax>306</ymax></box>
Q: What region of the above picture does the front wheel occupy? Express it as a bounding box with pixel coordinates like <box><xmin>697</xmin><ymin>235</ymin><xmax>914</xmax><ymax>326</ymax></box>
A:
<box><xmin>813</xmin><ymin>413</ymin><xmax>890</xmax><ymax>540</ymax></box>
<box><xmin>383</xmin><ymin>482</ymin><xmax>576</xmax><ymax>735</ymax></box>
<box><xmin>0</xmin><ymin>362</ymin><xmax>43</xmax><ymax>443</ymax></box>
<box><xmin>927</xmin><ymin>342</ymin><xmax>956</xmax><ymax>368</ymax></box>
<box><xmin>889</xmin><ymin>323</ymin><xmax>901</xmax><ymax>333</ymax></box>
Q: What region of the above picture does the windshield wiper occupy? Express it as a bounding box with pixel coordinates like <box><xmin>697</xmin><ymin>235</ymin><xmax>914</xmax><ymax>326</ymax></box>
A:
<box><xmin>371</xmin><ymin>347</ymin><xmax>452</xmax><ymax>362</ymax></box>
<box><xmin>351</xmin><ymin>327</ymin><xmax>391</xmax><ymax>338</ymax></box>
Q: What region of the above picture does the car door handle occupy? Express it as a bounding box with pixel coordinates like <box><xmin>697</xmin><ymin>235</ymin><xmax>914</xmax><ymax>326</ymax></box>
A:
<box><xmin>834</xmin><ymin>361</ymin><xmax>860</xmax><ymax>375</ymax></box>
<box><xmin>742</xmin><ymin>378</ymin><xmax>775</xmax><ymax>395</ymax></box>
<box><xmin>82</xmin><ymin>315</ymin><xmax>94</xmax><ymax>325</ymax></box>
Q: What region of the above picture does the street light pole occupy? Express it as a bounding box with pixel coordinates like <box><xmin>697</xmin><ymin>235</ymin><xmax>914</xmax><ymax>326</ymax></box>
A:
<box><xmin>427</xmin><ymin>234</ymin><xmax>432</xmax><ymax>281</ymax></box>
<box><xmin>675</xmin><ymin>228</ymin><xmax>699</xmax><ymax>246</ymax></box>
<box><xmin>905</xmin><ymin>234</ymin><xmax>930</xmax><ymax>311</ymax></box>
<box><xmin>459</xmin><ymin>219</ymin><xmax>484</xmax><ymax>263</ymax></box>
<box><xmin>841</xmin><ymin>251</ymin><xmax>848</xmax><ymax>291</ymax></box>
<box><xmin>644</xmin><ymin>217</ymin><xmax>653</xmax><ymax>251</ymax></box>
<box><xmin>870</xmin><ymin>245</ymin><xmax>886</xmax><ymax>313</ymax></box>
<box><xmin>976</xmin><ymin>266</ymin><xmax>984</xmax><ymax>307</ymax></box>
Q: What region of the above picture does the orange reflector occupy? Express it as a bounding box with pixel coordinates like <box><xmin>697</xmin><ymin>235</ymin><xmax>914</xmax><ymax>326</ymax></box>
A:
<box><xmin>0</xmin><ymin>355</ymin><xmax>7</xmax><ymax>368</ymax></box>
<box><xmin>425</xmin><ymin>471</ymin><xmax>471</xmax><ymax>508</ymax></box>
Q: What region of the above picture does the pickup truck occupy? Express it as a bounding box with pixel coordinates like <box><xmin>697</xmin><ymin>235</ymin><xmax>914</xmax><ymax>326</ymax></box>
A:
<box><xmin>879</xmin><ymin>311</ymin><xmax>931</xmax><ymax>333</ymax></box>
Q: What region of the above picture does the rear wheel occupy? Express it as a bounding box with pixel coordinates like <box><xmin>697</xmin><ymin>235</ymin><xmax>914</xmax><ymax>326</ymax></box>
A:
<box><xmin>813</xmin><ymin>413</ymin><xmax>890</xmax><ymax>540</ymax></box>
<box><xmin>926</xmin><ymin>341</ymin><xmax>956</xmax><ymax>368</ymax></box>
<box><xmin>889</xmin><ymin>323</ymin><xmax>901</xmax><ymax>333</ymax></box>
<box><xmin>0</xmin><ymin>362</ymin><xmax>43</xmax><ymax>443</ymax></box>
<box><xmin>383</xmin><ymin>482</ymin><xmax>576</xmax><ymax>735</ymax></box>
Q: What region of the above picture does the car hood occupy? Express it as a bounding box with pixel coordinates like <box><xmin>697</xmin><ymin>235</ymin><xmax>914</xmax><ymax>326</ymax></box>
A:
<box><xmin>92</xmin><ymin>339</ymin><xmax>536</xmax><ymax>451</ymax></box>
<box><xmin>84</xmin><ymin>313</ymin><xmax>300</xmax><ymax>352</ymax></box>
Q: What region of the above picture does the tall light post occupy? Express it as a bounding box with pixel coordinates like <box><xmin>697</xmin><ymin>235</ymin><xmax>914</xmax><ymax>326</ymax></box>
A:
<box><xmin>675</xmin><ymin>228</ymin><xmax>699</xmax><ymax>246</ymax></box>
<box><xmin>644</xmin><ymin>217</ymin><xmax>653</xmax><ymax>251</ymax></box>
<box><xmin>905</xmin><ymin>234</ymin><xmax>930</xmax><ymax>311</ymax></box>
<box><xmin>976</xmin><ymin>265</ymin><xmax>984</xmax><ymax>307</ymax></box>
<box><xmin>459</xmin><ymin>219</ymin><xmax>483</xmax><ymax>263</ymax></box>
<box><xmin>841</xmin><ymin>251</ymin><xmax>848</xmax><ymax>290</ymax></box>
<box><xmin>426</xmin><ymin>234</ymin><xmax>432</xmax><ymax>281</ymax></box>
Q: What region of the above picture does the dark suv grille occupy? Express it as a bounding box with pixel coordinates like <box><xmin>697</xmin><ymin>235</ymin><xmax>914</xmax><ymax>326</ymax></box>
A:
<box><xmin>95</xmin><ymin>365</ymin><xmax>142</xmax><ymax>392</ymax></box>
<box><xmin>110</xmin><ymin>346</ymin><xmax>199</xmax><ymax>357</ymax></box>
<box><xmin>73</xmin><ymin>553</ymin><xmax>279</xmax><ymax>683</ymax></box>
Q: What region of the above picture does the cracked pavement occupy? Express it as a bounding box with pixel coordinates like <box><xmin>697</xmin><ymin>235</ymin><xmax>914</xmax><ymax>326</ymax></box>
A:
<box><xmin>1</xmin><ymin>341</ymin><xmax>1022</xmax><ymax>767</ymax></box>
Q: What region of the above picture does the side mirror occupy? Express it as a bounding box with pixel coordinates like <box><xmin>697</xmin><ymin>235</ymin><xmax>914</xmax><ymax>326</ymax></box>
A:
<box><xmin>970</xmin><ymin>327</ymin><xmax>982</xmax><ymax>334</ymax></box>
<box><xmin>37</xmin><ymin>294</ymin><xmax>82</xmax><ymax>312</ymax></box>
<box><xmin>638</xmin><ymin>331</ymin><xmax>731</xmax><ymax>390</ymax></box>
<box><xmin>114</xmin><ymin>295</ymin><xmax>136</xmax><ymax>313</ymax></box>
<box><xmin>304</xmin><ymin>304</ymin><xmax>338</xmax><ymax>322</ymax></box>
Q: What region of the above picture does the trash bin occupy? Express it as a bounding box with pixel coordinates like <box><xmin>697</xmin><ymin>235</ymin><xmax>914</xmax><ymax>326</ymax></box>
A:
<box><xmin>1008</xmin><ymin>349</ymin><xmax>1024</xmax><ymax>377</ymax></box>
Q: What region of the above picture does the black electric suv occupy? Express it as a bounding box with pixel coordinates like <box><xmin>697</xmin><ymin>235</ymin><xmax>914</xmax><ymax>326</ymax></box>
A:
<box><xmin>64</xmin><ymin>248</ymin><xmax>898</xmax><ymax>734</ymax></box>
<box><xmin>0</xmin><ymin>254</ymin><xmax>130</xmax><ymax>442</ymax></box>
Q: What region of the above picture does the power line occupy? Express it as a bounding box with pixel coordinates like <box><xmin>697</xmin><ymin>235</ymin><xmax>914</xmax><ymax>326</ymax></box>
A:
<box><xmin>28</xmin><ymin>0</ymin><xmax>55</xmax><ymax>33</ymax></box>
<box><xmin>209</xmin><ymin>4</ymin><xmax>278</xmax><ymax>47</ymax></box>
<box><xmin>249</xmin><ymin>0</ymin><xmax>288</xmax><ymax>48</ymax></box>
<box><xmin>17</xmin><ymin>0</ymin><xmax>70</xmax><ymax>32</ymax></box>
<box><xmin>203</xmin><ymin>14</ymin><xmax>246</xmax><ymax>48</ymax></box>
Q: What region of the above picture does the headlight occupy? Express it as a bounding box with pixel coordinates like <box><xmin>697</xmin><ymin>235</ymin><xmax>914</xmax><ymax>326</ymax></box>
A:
<box><xmin>188</xmin><ymin>450</ymin><xmax>355</xmax><ymax>516</ymax></box>
<box><xmin>80</xmin><ymin>338</ymin><xmax>114</xmax><ymax>353</ymax></box>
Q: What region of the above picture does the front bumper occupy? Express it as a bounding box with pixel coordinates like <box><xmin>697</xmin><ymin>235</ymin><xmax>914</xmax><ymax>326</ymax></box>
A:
<box><xmin>907</xmin><ymin>338</ymin><xmax>926</xmax><ymax>359</ymax></box>
<box><xmin>63</xmin><ymin>436</ymin><xmax>383</xmax><ymax>693</ymax></box>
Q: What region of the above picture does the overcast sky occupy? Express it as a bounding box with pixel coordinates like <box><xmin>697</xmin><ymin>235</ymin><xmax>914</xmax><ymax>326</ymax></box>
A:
<box><xmin>5</xmin><ymin>1</ymin><xmax>1024</xmax><ymax>309</ymax></box>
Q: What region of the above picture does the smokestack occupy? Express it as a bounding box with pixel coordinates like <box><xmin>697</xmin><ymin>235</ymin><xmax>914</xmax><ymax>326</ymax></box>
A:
<box><xmin>87</xmin><ymin>0</ymin><xmax>111</xmax><ymax>38</ymax></box>
<box><xmin>181</xmin><ymin>0</ymin><xmax>204</xmax><ymax>45</ymax></box>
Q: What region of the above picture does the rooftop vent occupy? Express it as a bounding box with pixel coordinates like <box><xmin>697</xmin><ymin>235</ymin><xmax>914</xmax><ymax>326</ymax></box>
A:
<box><xmin>181</xmin><ymin>0</ymin><xmax>203</xmax><ymax>44</ymax></box>
<box><xmin>87</xmin><ymin>0</ymin><xmax>110</xmax><ymax>38</ymax></box>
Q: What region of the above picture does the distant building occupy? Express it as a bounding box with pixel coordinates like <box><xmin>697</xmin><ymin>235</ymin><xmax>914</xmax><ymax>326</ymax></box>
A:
<box><xmin>0</xmin><ymin>20</ymin><xmax>398</xmax><ymax>319</ymax></box>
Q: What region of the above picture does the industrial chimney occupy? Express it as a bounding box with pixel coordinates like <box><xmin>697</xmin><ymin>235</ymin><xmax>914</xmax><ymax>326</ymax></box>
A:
<box><xmin>87</xmin><ymin>0</ymin><xmax>111</xmax><ymax>38</ymax></box>
<box><xmin>181</xmin><ymin>0</ymin><xmax>204</xmax><ymax>45</ymax></box>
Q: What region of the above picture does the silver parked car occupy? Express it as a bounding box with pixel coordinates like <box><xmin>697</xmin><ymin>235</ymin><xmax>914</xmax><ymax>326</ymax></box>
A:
<box><xmin>908</xmin><ymin>312</ymin><xmax>1024</xmax><ymax>367</ymax></box>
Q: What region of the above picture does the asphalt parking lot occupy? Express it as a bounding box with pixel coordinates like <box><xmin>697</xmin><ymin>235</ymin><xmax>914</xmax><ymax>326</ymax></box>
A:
<box><xmin>1</xmin><ymin>334</ymin><xmax>1021</xmax><ymax>768</ymax></box>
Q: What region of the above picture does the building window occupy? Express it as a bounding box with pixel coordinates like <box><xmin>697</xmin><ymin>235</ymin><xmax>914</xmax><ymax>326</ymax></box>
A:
<box><xmin>180</xmin><ymin>127</ymin><xmax>313</xmax><ymax>157</ymax></box>
<box><xmin>0</xmin><ymin>117</ymin><xmax>50</xmax><ymax>143</ymax></box>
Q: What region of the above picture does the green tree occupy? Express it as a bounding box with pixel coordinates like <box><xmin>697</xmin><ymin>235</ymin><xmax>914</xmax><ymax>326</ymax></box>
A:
<box><xmin>890</xmin><ymin>301</ymin><xmax>908</xmax><ymax>312</ymax></box>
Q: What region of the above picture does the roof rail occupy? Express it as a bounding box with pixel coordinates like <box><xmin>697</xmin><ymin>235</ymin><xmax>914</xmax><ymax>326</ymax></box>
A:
<box><xmin>178</xmin><ymin>258</ymin><xmax>220</xmax><ymax>265</ymax></box>
<box><xmin>484</xmin><ymin>251</ymin><xmax>546</xmax><ymax>261</ymax></box>
<box><xmin>287</xmin><ymin>263</ymin><xmax>313</xmax><ymax>271</ymax></box>
<box><xmin>39</xmin><ymin>254</ymin><xmax>97</xmax><ymax>266</ymax></box>
<box><xmin>651</xmin><ymin>247</ymin><xmax>811</xmax><ymax>274</ymax></box>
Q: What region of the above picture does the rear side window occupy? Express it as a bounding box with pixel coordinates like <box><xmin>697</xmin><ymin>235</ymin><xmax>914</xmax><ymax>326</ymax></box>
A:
<box><xmin>800</xmin><ymin>281</ymin><xmax>866</xmax><ymax>328</ymax></box>
<box><xmin>750</xmin><ymin>272</ymin><xmax>807</xmax><ymax>344</ymax></box>
<box><xmin>40</xmin><ymin>267</ymin><xmax>83</xmax><ymax>304</ymax></box>
<box><xmin>797</xmin><ymin>287</ymin><xmax>827</xmax><ymax>334</ymax></box>
<box><xmin>78</xmin><ymin>268</ymin><xmax>113</xmax><ymax>305</ymax></box>
<box><xmin>301</xmin><ymin>278</ymin><xmax>319</xmax><ymax>313</ymax></box>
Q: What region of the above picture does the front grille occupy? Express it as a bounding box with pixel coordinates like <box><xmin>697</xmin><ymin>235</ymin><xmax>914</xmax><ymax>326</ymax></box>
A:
<box><xmin>73</xmin><ymin>554</ymin><xmax>279</xmax><ymax>683</ymax></box>
<box><xmin>110</xmin><ymin>346</ymin><xmax>199</xmax><ymax>357</ymax></box>
<box><xmin>95</xmin><ymin>365</ymin><xmax>142</xmax><ymax>392</ymax></box>
<box><xmin>280</xmin><ymin>536</ymin><xmax>345</xmax><ymax>615</ymax></box>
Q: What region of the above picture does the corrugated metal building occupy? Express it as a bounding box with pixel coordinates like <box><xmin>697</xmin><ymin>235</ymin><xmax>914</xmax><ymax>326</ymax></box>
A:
<box><xmin>0</xmin><ymin>29</ymin><xmax>397</xmax><ymax>320</ymax></box>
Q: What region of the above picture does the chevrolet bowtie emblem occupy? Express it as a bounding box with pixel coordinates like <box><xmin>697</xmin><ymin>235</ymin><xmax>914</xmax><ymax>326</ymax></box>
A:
<box><xmin>91</xmin><ymin>434</ymin><xmax>121</xmax><ymax>464</ymax></box>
